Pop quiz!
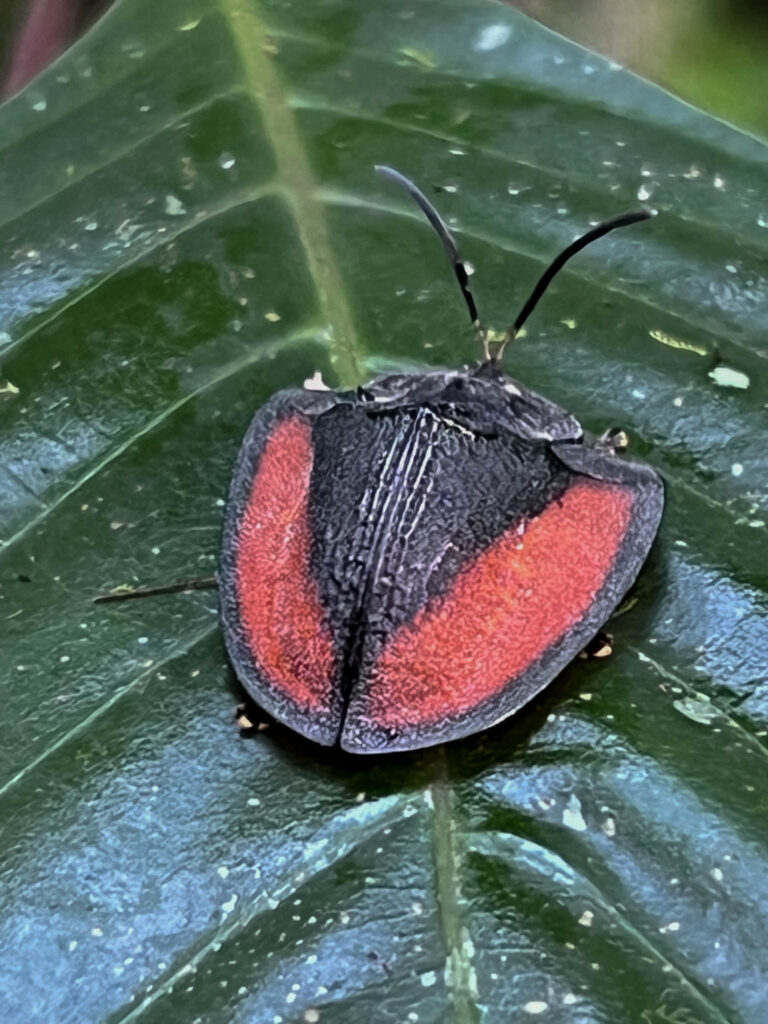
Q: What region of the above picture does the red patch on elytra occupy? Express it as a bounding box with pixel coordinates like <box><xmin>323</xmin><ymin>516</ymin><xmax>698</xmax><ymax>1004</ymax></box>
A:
<box><xmin>235</xmin><ymin>417</ymin><xmax>334</xmax><ymax>710</ymax></box>
<box><xmin>363</xmin><ymin>480</ymin><xmax>634</xmax><ymax>728</ymax></box>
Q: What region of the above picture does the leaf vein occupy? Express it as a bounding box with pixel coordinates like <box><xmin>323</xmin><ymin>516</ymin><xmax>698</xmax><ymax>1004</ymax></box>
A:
<box><xmin>0</xmin><ymin>328</ymin><xmax>325</xmax><ymax>551</ymax></box>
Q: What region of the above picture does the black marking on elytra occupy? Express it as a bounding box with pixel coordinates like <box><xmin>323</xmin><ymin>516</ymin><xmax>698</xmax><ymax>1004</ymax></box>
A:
<box><xmin>308</xmin><ymin>375</ymin><xmax>574</xmax><ymax>690</ymax></box>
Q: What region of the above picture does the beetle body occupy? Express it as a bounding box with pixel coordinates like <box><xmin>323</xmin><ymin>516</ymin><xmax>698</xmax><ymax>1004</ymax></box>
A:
<box><xmin>220</xmin><ymin>362</ymin><xmax>662</xmax><ymax>753</ymax></box>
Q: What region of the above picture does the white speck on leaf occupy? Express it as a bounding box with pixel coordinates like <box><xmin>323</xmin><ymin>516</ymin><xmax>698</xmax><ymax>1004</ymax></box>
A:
<box><xmin>164</xmin><ymin>194</ymin><xmax>187</xmax><ymax>216</ymax></box>
<box><xmin>659</xmin><ymin>921</ymin><xmax>680</xmax><ymax>933</ymax></box>
<box><xmin>578</xmin><ymin>910</ymin><xmax>594</xmax><ymax>927</ymax></box>
<box><xmin>563</xmin><ymin>794</ymin><xmax>587</xmax><ymax>832</ymax></box>
<box><xmin>303</xmin><ymin>371</ymin><xmax>329</xmax><ymax>392</ymax></box>
<box><xmin>420</xmin><ymin>970</ymin><xmax>437</xmax><ymax>987</ymax></box>
<box><xmin>523</xmin><ymin>1001</ymin><xmax>548</xmax><ymax>1014</ymax></box>
<box><xmin>602</xmin><ymin>816</ymin><xmax>616</xmax><ymax>837</ymax></box>
<box><xmin>475</xmin><ymin>24</ymin><xmax>512</xmax><ymax>51</ymax></box>
<box><xmin>709</xmin><ymin>365</ymin><xmax>750</xmax><ymax>389</ymax></box>
<box><xmin>673</xmin><ymin>696</ymin><xmax>720</xmax><ymax>725</ymax></box>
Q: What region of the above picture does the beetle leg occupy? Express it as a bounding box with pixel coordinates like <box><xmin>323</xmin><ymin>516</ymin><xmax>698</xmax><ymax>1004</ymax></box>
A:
<box><xmin>93</xmin><ymin>576</ymin><xmax>218</xmax><ymax>603</ymax></box>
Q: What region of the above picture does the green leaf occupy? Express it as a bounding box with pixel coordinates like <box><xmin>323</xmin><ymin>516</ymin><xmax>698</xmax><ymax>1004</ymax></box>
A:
<box><xmin>1</xmin><ymin>1</ymin><xmax>766</xmax><ymax>1021</ymax></box>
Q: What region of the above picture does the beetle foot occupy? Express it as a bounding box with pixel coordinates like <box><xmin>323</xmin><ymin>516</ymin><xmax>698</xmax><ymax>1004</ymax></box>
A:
<box><xmin>597</xmin><ymin>427</ymin><xmax>629</xmax><ymax>453</ymax></box>
<box><xmin>578</xmin><ymin>631</ymin><xmax>614</xmax><ymax>660</ymax></box>
<box><xmin>235</xmin><ymin>703</ymin><xmax>271</xmax><ymax>733</ymax></box>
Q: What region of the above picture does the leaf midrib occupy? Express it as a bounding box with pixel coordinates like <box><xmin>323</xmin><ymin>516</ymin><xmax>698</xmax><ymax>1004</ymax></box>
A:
<box><xmin>217</xmin><ymin>0</ymin><xmax>366</xmax><ymax>389</ymax></box>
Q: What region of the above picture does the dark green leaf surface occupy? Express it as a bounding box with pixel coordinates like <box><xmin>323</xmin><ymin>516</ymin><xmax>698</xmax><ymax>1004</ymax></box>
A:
<box><xmin>1</xmin><ymin>2</ymin><xmax>766</xmax><ymax>1022</ymax></box>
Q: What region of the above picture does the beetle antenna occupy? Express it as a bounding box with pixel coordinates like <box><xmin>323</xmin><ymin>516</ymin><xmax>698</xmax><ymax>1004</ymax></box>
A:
<box><xmin>497</xmin><ymin>208</ymin><xmax>655</xmax><ymax>359</ymax></box>
<box><xmin>375</xmin><ymin>165</ymin><xmax>486</xmax><ymax>354</ymax></box>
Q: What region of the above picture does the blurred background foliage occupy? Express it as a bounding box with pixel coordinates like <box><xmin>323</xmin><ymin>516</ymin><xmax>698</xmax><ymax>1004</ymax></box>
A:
<box><xmin>515</xmin><ymin>0</ymin><xmax>768</xmax><ymax>141</ymax></box>
<box><xmin>3</xmin><ymin>0</ymin><xmax>768</xmax><ymax>141</ymax></box>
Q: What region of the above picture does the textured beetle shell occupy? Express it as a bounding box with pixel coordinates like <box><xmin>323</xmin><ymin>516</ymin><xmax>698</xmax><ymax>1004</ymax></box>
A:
<box><xmin>219</xmin><ymin>366</ymin><xmax>663</xmax><ymax>753</ymax></box>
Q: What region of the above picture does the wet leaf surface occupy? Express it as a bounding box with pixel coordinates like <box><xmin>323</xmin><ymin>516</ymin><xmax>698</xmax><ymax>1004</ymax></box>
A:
<box><xmin>0</xmin><ymin>1</ymin><xmax>766</xmax><ymax>1022</ymax></box>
